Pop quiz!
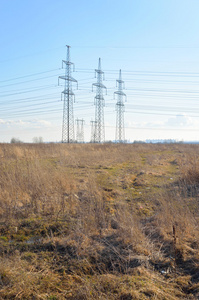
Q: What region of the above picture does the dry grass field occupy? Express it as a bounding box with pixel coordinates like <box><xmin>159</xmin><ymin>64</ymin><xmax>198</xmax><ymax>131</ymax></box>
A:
<box><xmin>0</xmin><ymin>142</ymin><xmax>199</xmax><ymax>299</ymax></box>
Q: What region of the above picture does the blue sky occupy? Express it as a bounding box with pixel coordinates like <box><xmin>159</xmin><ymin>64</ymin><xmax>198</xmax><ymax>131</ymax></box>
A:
<box><xmin>1</xmin><ymin>0</ymin><xmax>199</xmax><ymax>142</ymax></box>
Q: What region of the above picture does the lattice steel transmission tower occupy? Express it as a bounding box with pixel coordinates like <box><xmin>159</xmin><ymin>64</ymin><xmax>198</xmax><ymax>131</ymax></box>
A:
<box><xmin>92</xmin><ymin>58</ymin><xmax>107</xmax><ymax>143</ymax></box>
<box><xmin>76</xmin><ymin>118</ymin><xmax>85</xmax><ymax>143</ymax></box>
<box><xmin>114</xmin><ymin>69</ymin><xmax>126</xmax><ymax>142</ymax></box>
<box><xmin>90</xmin><ymin>120</ymin><xmax>97</xmax><ymax>143</ymax></box>
<box><xmin>58</xmin><ymin>45</ymin><xmax>78</xmax><ymax>143</ymax></box>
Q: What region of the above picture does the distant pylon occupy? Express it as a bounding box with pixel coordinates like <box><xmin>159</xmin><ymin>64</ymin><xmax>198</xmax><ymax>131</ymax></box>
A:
<box><xmin>92</xmin><ymin>58</ymin><xmax>107</xmax><ymax>143</ymax></box>
<box><xmin>90</xmin><ymin>120</ymin><xmax>97</xmax><ymax>143</ymax></box>
<box><xmin>76</xmin><ymin>118</ymin><xmax>85</xmax><ymax>143</ymax></box>
<box><xmin>58</xmin><ymin>45</ymin><xmax>78</xmax><ymax>143</ymax></box>
<box><xmin>114</xmin><ymin>69</ymin><xmax>126</xmax><ymax>142</ymax></box>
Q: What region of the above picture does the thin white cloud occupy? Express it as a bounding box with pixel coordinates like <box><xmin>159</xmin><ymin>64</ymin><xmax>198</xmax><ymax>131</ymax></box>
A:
<box><xmin>37</xmin><ymin>120</ymin><xmax>51</xmax><ymax>127</ymax></box>
<box><xmin>126</xmin><ymin>119</ymin><xmax>164</xmax><ymax>128</ymax></box>
<box><xmin>127</xmin><ymin>114</ymin><xmax>199</xmax><ymax>129</ymax></box>
<box><xmin>0</xmin><ymin>119</ymin><xmax>52</xmax><ymax>128</ymax></box>
<box><xmin>165</xmin><ymin>114</ymin><xmax>199</xmax><ymax>128</ymax></box>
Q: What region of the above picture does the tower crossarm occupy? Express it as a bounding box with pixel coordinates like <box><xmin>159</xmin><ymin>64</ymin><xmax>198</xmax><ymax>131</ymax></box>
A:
<box><xmin>95</xmin><ymin>69</ymin><xmax>104</xmax><ymax>75</ymax></box>
<box><xmin>92</xmin><ymin>82</ymin><xmax>106</xmax><ymax>89</ymax></box>
<box><xmin>95</xmin><ymin>95</ymin><xmax>104</xmax><ymax>100</ymax></box>
<box><xmin>62</xmin><ymin>89</ymin><xmax>75</xmax><ymax>95</ymax></box>
<box><xmin>61</xmin><ymin>90</ymin><xmax>75</xmax><ymax>101</ymax></box>
<box><xmin>114</xmin><ymin>91</ymin><xmax>126</xmax><ymax>97</ymax></box>
<box><xmin>59</xmin><ymin>75</ymin><xmax>77</xmax><ymax>83</ymax></box>
<box><xmin>62</xmin><ymin>60</ymin><xmax>74</xmax><ymax>66</ymax></box>
<box><xmin>116</xmin><ymin>79</ymin><xmax>124</xmax><ymax>84</ymax></box>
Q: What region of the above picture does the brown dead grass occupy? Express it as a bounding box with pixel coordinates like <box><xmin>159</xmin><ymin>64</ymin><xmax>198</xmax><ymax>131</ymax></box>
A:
<box><xmin>0</xmin><ymin>143</ymin><xmax>199</xmax><ymax>299</ymax></box>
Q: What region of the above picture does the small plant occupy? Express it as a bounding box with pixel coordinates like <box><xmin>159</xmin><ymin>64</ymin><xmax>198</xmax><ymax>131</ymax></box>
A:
<box><xmin>0</xmin><ymin>236</ymin><xmax>8</xmax><ymax>242</ymax></box>
<box><xmin>48</xmin><ymin>296</ymin><xmax>57</xmax><ymax>300</ymax></box>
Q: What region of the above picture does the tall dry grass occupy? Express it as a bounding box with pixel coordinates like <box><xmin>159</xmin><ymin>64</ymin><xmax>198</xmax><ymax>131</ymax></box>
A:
<box><xmin>0</xmin><ymin>142</ymin><xmax>199</xmax><ymax>299</ymax></box>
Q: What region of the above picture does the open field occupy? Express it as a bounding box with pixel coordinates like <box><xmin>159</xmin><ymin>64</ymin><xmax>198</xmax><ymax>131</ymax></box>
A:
<box><xmin>0</xmin><ymin>143</ymin><xmax>199</xmax><ymax>299</ymax></box>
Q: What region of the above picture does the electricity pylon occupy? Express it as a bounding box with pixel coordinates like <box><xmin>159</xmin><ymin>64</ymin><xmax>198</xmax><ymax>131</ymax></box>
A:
<box><xmin>58</xmin><ymin>45</ymin><xmax>78</xmax><ymax>143</ymax></box>
<box><xmin>76</xmin><ymin>118</ymin><xmax>85</xmax><ymax>143</ymax></box>
<box><xmin>90</xmin><ymin>120</ymin><xmax>97</xmax><ymax>143</ymax></box>
<box><xmin>92</xmin><ymin>58</ymin><xmax>107</xmax><ymax>143</ymax></box>
<box><xmin>114</xmin><ymin>69</ymin><xmax>126</xmax><ymax>142</ymax></box>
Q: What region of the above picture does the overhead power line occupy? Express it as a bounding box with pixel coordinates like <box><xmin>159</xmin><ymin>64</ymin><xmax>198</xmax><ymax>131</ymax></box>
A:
<box><xmin>0</xmin><ymin>68</ymin><xmax>60</xmax><ymax>83</ymax></box>
<box><xmin>1</xmin><ymin>57</ymin><xmax>199</xmax><ymax>142</ymax></box>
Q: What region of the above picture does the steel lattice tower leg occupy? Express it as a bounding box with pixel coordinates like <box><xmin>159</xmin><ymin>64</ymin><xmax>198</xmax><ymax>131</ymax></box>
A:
<box><xmin>76</xmin><ymin>118</ymin><xmax>85</xmax><ymax>143</ymax></box>
<box><xmin>114</xmin><ymin>69</ymin><xmax>126</xmax><ymax>142</ymax></box>
<box><xmin>58</xmin><ymin>45</ymin><xmax>77</xmax><ymax>143</ymax></box>
<box><xmin>90</xmin><ymin>120</ymin><xmax>97</xmax><ymax>143</ymax></box>
<box><xmin>92</xmin><ymin>58</ymin><xmax>107</xmax><ymax>143</ymax></box>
